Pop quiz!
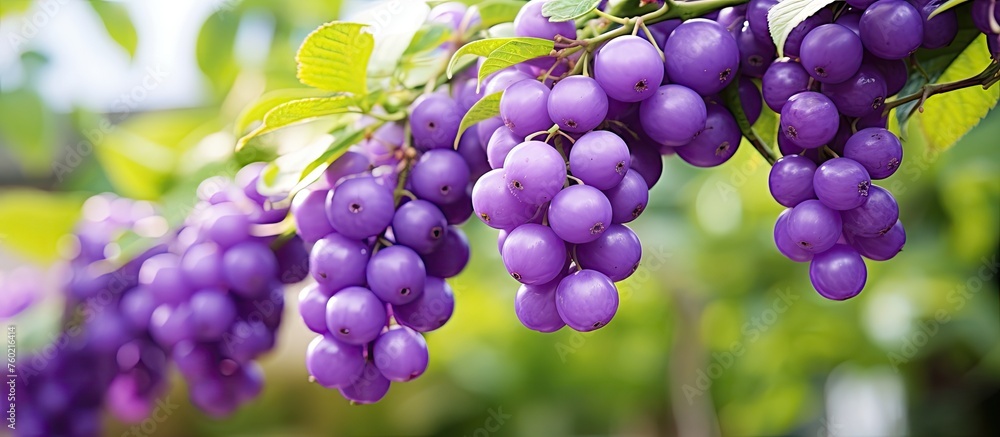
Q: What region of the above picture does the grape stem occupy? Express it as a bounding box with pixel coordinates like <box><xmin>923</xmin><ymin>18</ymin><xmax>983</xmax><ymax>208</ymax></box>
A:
<box><xmin>883</xmin><ymin>61</ymin><xmax>1000</xmax><ymax>116</ymax></box>
<box><xmin>721</xmin><ymin>81</ymin><xmax>779</xmax><ymax>165</ymax></box>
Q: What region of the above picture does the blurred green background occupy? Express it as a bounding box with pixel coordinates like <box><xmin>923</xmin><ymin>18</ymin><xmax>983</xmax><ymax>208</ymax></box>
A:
<box><xmin>1</xmin><ymin>1</ymin><xmax>998</xmax><ymax>436</ymax></box>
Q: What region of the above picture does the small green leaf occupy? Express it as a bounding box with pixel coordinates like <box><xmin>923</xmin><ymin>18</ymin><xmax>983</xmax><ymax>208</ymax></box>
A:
<box><xmin>915</xmin><ymin>36</ymin><xmax>999</xmax><ymax>150</ymax></box>
<box><xmin>237</xmin><ymin>96</ymin><xmax>362</xmax><ymax>150</ymax></box>
<box><xmin>234</xmin><ymin>88</ymin><xmax>333</xmax><ymax>137</ymax></box>
<box><xmin>0</xmin><ymin>190</ymin><xmax>83</xmax><ymax>263</ymax></box>
<box><xmin>296</xmin><ymin>22</ymin><xmax>375</xmax><ymax>94</ymax></box>
<box><xmin>930</xmin><ymin>0</ymin><xmax>971</xmax><ymax>19</ymax></box>
<box><xmin>448</xmin><ymin>37</ymin><xmax>552</xmax><ymax>78</ymax></box>
<box><xmin>257</xmin><ymin>126</ymin><xmax>371</xmax><ymax>204</ymax></box>
<box><xmin>404</xmin><ymin>24</ymin><xmax>453</xmax><ymax>57</ymax></box>
<box><xmin>477</xmin><ymin>38</ymin><xmax>555</xmax><ymax>87</ymax></box>
<box><xmin>541</xmin><ymin>0</ymin><xmax>601</xmax><ymax>22</ymax></box>
<box><xmin>473</xmin><ymin>0</ymin><xmax>529</xmax><ymax>29</ymax></box>
<box><xmin>88</xmin><ymin>0</ymin><xmax>138</xmax><ymax>58</ymax></box>
<box><xmin>454</xmin><ymin>91</ymin><xmax>503</xmax><ymax>148</ymax></box>
<box><xmin>767</xmin><ymin>0</ymin><xmax>838</xmax><ymax>57</ymax></box>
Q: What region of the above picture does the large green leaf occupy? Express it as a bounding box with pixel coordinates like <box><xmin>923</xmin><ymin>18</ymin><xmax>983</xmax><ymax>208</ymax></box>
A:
<box><xmin>473</xmin><ymin>0</ymin><xmax>528</xmax><ymax>29</ymax></box>
<box><xmin>237</xmin><ymin>96</ymin><xmax>362</xmax><ymax>150</ymax></box>
<box><xmin>296</xmin><ymin>22</ymin><xmax>375</xmax><ymax>95</ymax></box>
<box><xmin>234</xmin><ymin>88</ymin><xmax>333</xmax><ymax>137</ymax></box>
<box><xmin>0</xmin><ymin>190</ymin><xmax>83</xmax><ymax>263</ymax></box>
<box><xmin>476</xmin><ymin>38</ymin><xmax>555</xmax><ymax>86</ymax></box>
<box><xmin>541</xmin><ymin>0</ymin><xmax>601</xmax><ymax>22</ymax></box>
<box><xmin>88</xmin><ymin>0</ymin><xmax>138</xmax><ymax>59</ymax></box>
<box><xmin>454</xmin><ymin>91</ymin><xmax>503</xmax><ymax>148</ymax></box>
<box><xmin>257</xmin><ymin>126</ymin><xmax>370</xmax><ymax>204</ymax></box>
<box><xmin>915</xmin><ymin>36</ymin><xmax>1000</xmax><ymax>150</ymax></box>
<box><xmin>767</xmin><ymin>0</ymin><xmax>838</xmax><ymax>57</ymax></box>
<box><xmin>447</xmin><ymin>37</ymin><xmax>552</xmax><ymax>78</ymax></box>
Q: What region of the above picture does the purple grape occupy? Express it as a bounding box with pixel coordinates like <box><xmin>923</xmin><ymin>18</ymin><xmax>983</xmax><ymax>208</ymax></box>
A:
<box><xmin>648</xmin><ymin>19</ymin><xmax>682</xmax><ymax>48</ymax></box>
<box><xmin>454</xmin><ymin>78</ymin><xmax>484</xmax><ymax>112</ymax></box>
<box><xmin>860</xmin><ymin>0</ymin><xmax>924</xmax><ymax>60</ymax></box>
<box><xmin>602</xmin><ymin>168</ymin><xmax>649</xmax><ymax>223</ymax></box>
<box><xmin>774</xmin><ymin>210</ymin><xmax>814</xmax><ymax>262</ymax></box>
<box><xmin>628</xmin><ymin>136</ymin><xmax>664</xmax><ymax>188</ymax></box>
<box><xmin>393</xmin><ymin>276</ymin><xmax>454</xmax><ymax>332</ymax></box>
<box><xmin>503</xmin><ymin>141</ymin><xmax>567</xmax><ymax>205</ymax></box>
<box><xmin>575</xmin><ymin>224</ymin><xmax>641</xmax><ymax>282</ymax></box>
<box><xmin>477</xmin><ymin>116</ymin><xmax>506</xmax><ymax>147</ymax></box>
<box><xmin>410</xmin><ymin>94</ymin><xmax>462</xmax><ymax>150</ymax></box>
<box><xmin>298</xmin><ymin>283</ymin><xmax>330</xmax><ymax>334</ymax></box>
<box><xmin>569</xmin><ymin>131</ymin><xmax>631</xmax><ymax>190</ymax></box>
<box><xmin>423</xmin><ymin>227</ymin><xmax>470</xmax><ymax>278</ymax></box>
<box><xmin>664</xmin><ymin>19</ymin><xmax>740</xmax><ymax>96</ymax></box>
<box><xmin>366</xmin><ymin>245</ymin><xmax>426</xmax><ymax>305</ymax></box>
<box><xmin>739</xmin><ymin>77</ymin><xmax>763</xmax><ymax>125</ymax></box>
<box><xmin>972</xmin><ymin>0</ymin><xmax>1000</xmax><ymax>33</ymax></box>
<box><xmin>291</xmin><ymin>189</ymin><xmax>335</xmax><ymax>244</ymax></box>
<box><xmin>913</xmin><ymin>0</ymin><xmax>957</xmax><ymax>49</ymax></box>
<box><xmin>841</xmin><ymin>185</ymin><xmax>899</xmax><ymax>237</ymax></box>
<box><xmin>456</xmin><ymin>131</ymin><xmax>491</xmax><ymax>180</ymax></box>
<box><xmin>501</xmin><ymin>224</ymin><xmax>568</xmax><ymax>285</ymax></box>
<box><xmin>640</xmin><ymin>84</ymin><xmax>707</xmax><ymax>146</ymax></box>
<box><xmin>594</xmin><ymin>35</ymin><xmax>664</xmax><ymax>102</ymax></box>
<box><xmin>847</xmin><ymin>0</ymin><xmax>877</xmax><ymax>7</ymax></box>
<box><xmin>548</xmin><ymin>185</ymin><xmax>613</xmax><ymax>244</ymax></box>
<box><xmin>222</xmin><ymin>242</ymin><xmax>277</xmax><ymax>299</ymax></box>
<box><xmin>359</xmin><ymin>124</ymin><xmax>403</xmax><ymax>168</ymax></box>
<box><xmin>372</xmin><ymin>326</ymin><xmax>429</xmax><ymax>382</ymax></box>
<box><xmin>500</xmin><ymin>79</ymin><xmax>553</xmax><ymax>137</ymax></box>
<box><xmin>555</xmin><ymin>269</ymin><xmax>618</xmax><ymax>332</ymax></box>
<box><xmin>483</xmin><ymin>69</ymin><xmax>534</xmax><ymax>96</ymax></box>
<box><xmin>391</xmin><ymin>199</ymin><xmax>447</xmax><ymax>255</ymax></box>
<box><xmin>845</xmin><ymin>219</ymin><xmax>906</xmax><ymax>260</ymax></box>
<box><xmin>149</xmin><ymin>304</ymin><xmax>195</xmax><ymax>348</ymax></box>
<box><xmin>784</xmin><ymin>8</ymin><xmax>833</xmax><ymax>58</ymax></box>
<box><xmin>120</xmin><ymin>286</ymin><xmax>157</xmax><ymax>330</ymax></box>
<box><xmin>769</xmin><ymin>155</ymin><xmax>818</xmax><ymax>207</ymax></box>
<box><xmin>410</xmin><ymin>149</ymin><xmax>471</xmax><ymax>206</ymax></box>
<box><xmin>438</xmin><ymin>192</ymin><xmax>474</xmax><ymax>226</ymax></box>
<box><xmin>715</xmin><ymin>6</ymin><xmax>746</xmax><ymax>35</ymax></box>
<box><xmin>676</xmin><ymin>103</ymin><xmax>741</xmax><ymax>167</ymax></box>
<box><xmin>326</xmin><ymin>176</ymin><xmax>395</xmax><ymax>239</ymax></box>
<box><xmin>139</xmin><ymin>253</ymin><xmax>191</xmax><ymax>305</ymax></box>
<box><xmin>202</xmin><ymin>203</ymin><xmax>251</xmax><ymax>249</ymax></box>
<box><xmin>547</xmin><ymin>76</ymin><xmax>609</xmax><ymax>133</ymax></box>
<box><xmin>762</xmin><ymin>58</ymin><xmax>811</xmax><ymax>112</ymax></box>
<box><xmin>338</xmin><ymin>360</ymin><xmax>390</xmax><ymax>404</ymax></box>
<box><xmin>309</xmin><ymin>233</ymin><xmax>370</xmax><ymax>293</ymax></box>
<box><xmin>780</xmin><ymin>91</ymin><xmax>840</xmax><ymax>149</ymax></box>
<box><xmin>275</xmin><ymin>236</ymin><xmax>310</xmax><ymax>284</ymax></box>
<box><xmin>487</xmin><ymin>126</ymin><xmax>521</xmax><ymax>169</ymax></box>
<box><xmin>306</xmin><ymin>335</ymin><xmax>365</xmax><ymax>388</ymax></box>
<box><xmin>514</xmin><ymin>0</ymin><xmax>577</xmax><ymax>41</ymax></box>
<box><xmin>866</xmin><ymin>54</ymin><xmax>908</xmax><ymax>96</ymax></box>
<box><xmin>809</xmin><ymin>244</ymin><xmax>867</xmax><ymax>300</ymax></box>
<box><xmin>180</xmin><ymin>242</ymin><xmax>224</xmax><ymax>290</ymax></box>
<box><xmin>843</xmin><ymin>127</ymin><xmax>903</xmax><ymax>179</ymax></box>
<box><xmin>514</xmin><ymin>277</ymin><xmax>566</xmax><ymax>333</ymax></box>
<box><xmin>472</xmin><ymin>169</ymin><xmax>538</xmax><ymax>229</ymax></box>
<box><xmin>800</xmin><ymin>24</ymin><xmax>863</xmax><ymax>84</ymax></box>
<box><xmin>820</xmin><ymin>65</ymin><xmax>887</xmax><ymax>118</ymax></box>
<box><xmin>325</xmin><ymin>286</ymin><xmax>387</xmax><ymax>345</ymax></box>
<box><xmin>737</xmin><ymin>25</ymin><xmax>776</xmax><ymax>78</ymax></box>
<box><xmin>747</xmin><ymin>0</ymin><xmax>780</xmax><ymax>43</ymax></box>
<box><xmin>324</xmin><ymin>150</ymin><xmax>371</xmax><ymax>187</ymax></box>
<box><xmin>777</xmin><ymin>130</ymin><xmax>805</xmax><ymax>157</ymax></box>
<box><xmin>786</xmin><ymin>199</ymin><xmax>843</xmax><ymax>253</ymax></box>
<box><xmin>605</xmin><ymin>97</ymin><xmax>636</xmax><ymax>121</ymax></box>
<box><xmin>836</xmin><ymin>10</ymin><xmax>863</xmax><ymax>35</ymax></box>
<box><xmin>189</xmin><ymin>289</ymin><xmax>237</xmax><ymax>341</ymax></box>
<box><xmin>814</xmin><ymin>158</ymin><xmax>872</xmax><ymax>210</ymax></box>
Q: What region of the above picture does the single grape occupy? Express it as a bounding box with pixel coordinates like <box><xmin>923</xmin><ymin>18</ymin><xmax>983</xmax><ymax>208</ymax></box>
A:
<box><xmin>569</xmin><ymin>131</ymin><xmax>631</xmax><ymax>190</ymax></box>
<box><xmin>305</xmin><ymin>335</ymin><xmax>365</xmax><ymax>388</ymax></box>
<box><xmin>780</xmin><ymin>91</ymin><xmax>840</xmax><ymax>149</ymax></box>
<box><xmin>836</xmin><ymin>10</ymin><xmax>862</xmax><ymax>35</ymax></box>
<box><xmin>483</xmin><ymin>69</ymin><xmax>534</xmax><ymax>96</ymax></box>
<box><xmin>640</xmin><ymin>85</ymin><xmax>707</xmax><ymax>146</ymax></box>
<box><xmin>602</xmin><ymin>169</ymin><xmax>649</xmax><ymax>224</ymax></box>
<box><xmin>784</xmin><ymin>8</ymin><xmax>833</xmax><ymax>58</ymax></box>
<box><xmin>149</xmin><ymin>304</ymin><xmax>195</xmax><ymax>349</ymax></box>
<box><xmin>291</xmin><ymin>189</ymin><xmax>335</xmax><ymax>244</ymax></box>
<box><xmin>774</xmin><ymin>210</ymin><xmax>814</xmax><ymax>262</ymax></box>
<box><xmin>325</xmin><ymin>286</ymin><xmax>387</xmax><ymax>345</ymax></box>
<box><xmin>326</xmin><ymin>176</ymin><xmax>395</xmax><ymax>239</ymax></box>
<box><xmin>843</xmin><ymin>127</ymin><xmax>903</xmax><ymax>179</ymax></box>
<box><xmin>913</xmin><ymin>0</ymin><xmax>958</xmax><ymax>49</ymax></box>
<box><xmin>813</xmin><ymin>158</ymin><xmax>872</xmax><ymax>210</ymax></box>
<box><xmin>514</xmin><ymin>277</ymin><xmax>566</xmax><ymax>333</ymax></box>
<box><xmin>972</xmin><ymin>0</ymin><xmax>1000</xmax><ymax>33</ymax></box>
<box><xmin>324</xmin><ymin>150</ymin><xmax>371</xmax><ymax>188</ymax></box>
<box><xmin>180</xmin><ymin>242</ymin><xmax>224</xmax><ymax>290</ymax></box>
<box><xmin>189</xmin><ymin>289</ymin><xmax>237</xmax><ymax>341</ymax></box>
<box><xmin>514</xmin><ymin>0</ymin><xmax>577</xmax><ymax>41</ymax></box>
<box><xmin>856</xmin><ymin>109</ymin><xmax>889</xmax><ymax>130</ymax></box>
<box><xmin>865</xmin><ymin>53</ymin><xmax>908</xmax><ymax>96</ymax></box>
<box><xmin>422</xmin><ymin>226</ymin><xmax>470</xmax><ymax>279</ymax></box>
<box><xmin>222</xmin><ymin>242</ymin><xmax>278</xmax><ymax>299</ymax></box>
<box><xmin>769</xmin><ymin>155</ymin><xmax>818</xmax><ymax>207</ymax></box>
<box><xmin>438</xmin><ymin>192</ymin><xmax>474</xmax><ymax>226</ymax></box>
<box><xmin>139</xmin><ymin>253</ymin><xmax>191</xmax><ymax>306</ymax></box>
<box><xmin>715</xmin><ymin>6</ymin><xmax>746</xmax><ymax>37</ymax></box>
<box><xmin>391</xmin><ymin>199</ymin><xmax>447</xmax><ymax>255</ymax></box>
<box><xmin>664</xmin><ymin>19</ymin><xmax>740</xmax><ymax>96</ymax></box>
<box><xmin>471</xmin><ymin>169</ymin><xmax>538</xmax><ymax>230</ymax></box>
<box><xmin>809</xmin><ymin>244</ymin><xmax>867</xmax><ymax>300</ymax></box>
<box><xmin>739</xmin><ymin>77</ymin><xmax>763</xmax><ymax>125</ymax></box>
<box><xmin>847</xmin><ymin>0</ymin><xmax>877</xmax><ymax>7</ymax></box>
<box><xmin>372</xmin><ymin>326</ymin><xmax>429</xmax><ymax>382</ymax></box>
<box><xmin>338</xmin><ymin>360</ymin><xmax>390</xmax><ymax>404</ymax></box>
<box><xmin>548</xmin><ymin>185</ymin><xmax>613</xmax><ymax>244</ymax></box>
<box><xmin>762</xmin><ymin>58</ymin><xmax>811</xmax><ymax>112</ymax></box>
<box><xmin>647</xmin><ymin>18</ymin><xmax>682</xmax><ymax>48</ymax></box>
<box><xmin>456</xmin><ymin>131</ymin><xmax>491</xmax><ymax>180</ymax></box>
<box><xmin>477</xmin><ymin>117</ymin><xmax>506</xmax><ymax>148</ymax></box>
<box><xmin>676</xmin><ymin>103</ymin><xmax>741</xmax><ymax>167</ymax></box>
<box><xmin>845</xmin><ymin>219</ymin><xmax>906</xmax><ymax>261</ymax></box>
<box><xmin>366</xmin><ymin>245</ymin><xmax>426</xmax><ymax>306</ymax></box>
<box><xmin>737</xmin><ymin>25</ymin><xmax>775</xmax><ymax>79</ymax></box>
<box><xmin>500</xmin><ymin>79</ymin><xmax>553</xmax><ymax>137</ymax></box>
<box><xmin>501</xmin><ymin>224</ymin><xmax>568</xmax><ymax>285</ymax></box>
<box><xmin>202</xmin><ymin>203</ymin><xmax>252</xmax><ymax>249</ymax></box>
<box><xmin>594</xmin><ymin>35</ymin><xmax>664</xmax><ymax>102</ymax></box>
<box><xmin>555</xmin><ymin>270</ymin><xmax>619</xmax><ymax>332</ymax></box>
<box><xmin>547</xmin><ymin>76</ymin><xmax>609</xmax><ymax>133</ymax></box>
<box><xmin>575</xmin><ymin>224</ymin><xmax>641</xmax><ymax>282</ymax></box>
<box><xmin>860</xmin><ymin>0</ymin><xmax>924</xmax><ymax>60</ymax></box>
<box><xmin>785</xmin><ymin>199</ymin><xmax>843</xmax><ymax>254</ymax></box>
<box><xmin>392</xmin><ymin>276</ymin><xmax>454</xmax><ymax>332</ymax></box>
<box><xmin>487</xmin><ymin>126</ymin><xmax>521</xmax><ymax>170</ymax></box>
<box><xmin>628</xmin><ymin>135</ymin><xmax>664</xmax><ymax>188</ymax></box>
<box><xmin>800</xmin><ymin>24</ymin><xmax>863</xmax><ymax>84</ymax></box>
<box><xmin>309</xmin><ymin>233</ymin><xmax>370</xmax><ymax>293</ymax></box>
<box><xmin>120</xmin><ymin>286</ymin><xmax>157</xmax><ymax>331</ymax></box>
<box><xmin>410</xmin><ymin>149</ymin><xmax>471</xmax><ymax>206</ymax></box>
<box><xmin>410</xmin><ymin>94</ymin><xmax>463</xmax><ymax>150</ymax></box>
<box><xmin>841</xmin><ymin>185</ymin><xmax>899</xmax><ymax>238</ymax></box>
<box><xmin>298</xmin><ymin>283</ymin><xmax>330</xmax><ymax>334</ymax></box>
<box><xmin>503</xmin><ymin>141</ymin><xmax>567</xmax><ymax>206</ymax></box>
<box><xmin>747</xmin><ymin>0</ymin><xmax>780</xmax><ymax>43</ymax></box>
<box><xmin>820</xmin><ymin>65</ymin><xmax>887</xmax><ymax>118</ymax></box>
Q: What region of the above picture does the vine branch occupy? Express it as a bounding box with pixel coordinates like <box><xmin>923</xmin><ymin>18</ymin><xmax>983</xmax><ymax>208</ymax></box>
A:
<box><xmin>884</xmin><ymin>61</ymin><xmax>1000</xmax><ymax>116</ymax></box>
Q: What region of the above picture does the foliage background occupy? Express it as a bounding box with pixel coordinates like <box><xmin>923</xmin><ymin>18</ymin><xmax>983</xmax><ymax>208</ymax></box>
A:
<box><xmin>0</xmin><ymin>0</ymin><xmax>998</xmax><ymax>436</ymax></box>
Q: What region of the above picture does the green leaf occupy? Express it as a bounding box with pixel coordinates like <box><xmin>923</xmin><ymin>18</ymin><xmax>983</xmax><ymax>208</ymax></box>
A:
<box><xmin>915</xmin><ymin>36</ymin><xmax>999</xmax><ymax>150</ymax></box>
<box><xmin>404</xmin><ymin>24</ymin><xmax>453</xmax><ymax>57</ymax></box>
<box><xmin>349</xmin><ymin>0</ymin><xmax>430</xmax><ymax>77</ymax></box>
<box><xmin>767</xmin><ymin>0</ymin><xmax>838</xmax><ymax>57</ymax></box>
<box><xmin>237</xmin><ymin>96</ymin><xmax>362</xmax><ymax>150</ymax></box>
<box><xmin>196</xmin><ymin>10</ymin><xmax>240</xmax><ymax>97</ymax></box>
<box><xmin>541</xmin><ymin>0</ymin><xmax>601</xmax><ymax>22</ymax></box>
<box><xmin>0</xmin><ymin>88</ymin><xmax>56</xmax><ymax>176</ymax></box>
<box><xmin>88</xmin><ymin>0</ymin><xmax>138</xmax><ymax>58</ymax></box>
<box><xmin>477</xmin><ymin>38</ymin><xmax>555</xmax><ymax>87</ymax></box>
<box><xmin>447</xmin><ymin>37</ymin><xmax>552</xmax><ymax>78</ymax></box>
<box><xmin>0</xmin><ymin>190</ymin><xmax>83</xmax><ymax>263</ymax></box>
<box><xmin>234</xmin><ymin>88</ymin><xmax>333</xmax><ymax>137</ymax></box>
<box><xmin>257</xmin><ymin>126</ymin><xmax>370</xmax><ymax>204</ymax></box>
<box><xmin>930</xmin><ymin>0</ymin><xmax>971</xmax><ymax>19</ymax></box>
<box><xmin>454</xmin><ymin>91</ymin><xmax>503</xmax><ymax>148</ymax></box>
<box><xmin>296</xmin><ymin>22</ymin><xmax>375</xmax><ymax>94</ymax></box>
<box><xmin>473</xmin><ymin>0</ymin><xmax>529</xmax><ymax>29</ymax></box>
